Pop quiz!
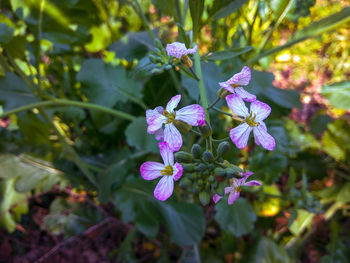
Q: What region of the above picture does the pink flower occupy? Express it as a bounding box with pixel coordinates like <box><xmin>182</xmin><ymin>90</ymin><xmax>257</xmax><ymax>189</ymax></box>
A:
<box><xmin>140</xmin><ymin>142</ymin><xmax>183</xmax><ymax>201</ymax></box>
<box><xmin>213</xmin><ymin>171</ymin><xmax>260</xmax><ymax>205</ymax></box>
<box><xmin>147</xmin><ymin>94</ymin><xmax>205</xmax><ymax>151</ymax></box>
<box><xmin>166</xmin><ymin>42</ymin><xmax>197</xmax><ymax>59</ymax></box>
<box><xmin>219</xmin><ymin>66</ymin><xmax>256</xmax><ymax>102</ymax></box>
<box><xmin>146</xmin><ymin>106</ymin><xmax>164</xmax><ymax>141</ymax></box>
<box><xmin>226</xmin><ymin>94</ymin><xmax>275</xmax><ymax>151</ymax></box>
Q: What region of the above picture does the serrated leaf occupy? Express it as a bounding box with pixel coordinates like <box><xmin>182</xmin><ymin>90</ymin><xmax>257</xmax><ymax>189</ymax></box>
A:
<box><xmin>214</xmin><ymin>198</ymin><xmax>256</xmax><ymax>237</ymax></box>
<box><xmin>321</xmin><ymin>81</ymin><xmax>350</xmax><ymax>110</ymax></box>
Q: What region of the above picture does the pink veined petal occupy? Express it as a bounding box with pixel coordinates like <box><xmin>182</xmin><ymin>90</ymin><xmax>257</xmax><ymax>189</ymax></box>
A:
<box><xmin>226</xmin><ymin>66</ymin><xmax>251</xmax><ymax>86</ymax></box>
<box><xmin>164</xmin><ymin>123</ymin><xmax>183</xmax><ymax>151</ymax></box>
<box><xmin>186</xmin><ymin>45</ymin><xmax>197</xmax><ymax>55</ymax></box>
<box><xmin>253</xmin><ymin>122</ymin><xmax>267</xmax><ymax>146</ymax></box>
<box><xmin>229</xmin><ymin>123</ymin><xmax>252</xmax><ymax>149</ymax></box>
<box><xmin>147</xmin><ymin>113</ymin><xmax>167</xmax><ymax>134</ymax></box>
<box><xmin>154</xmin><ymin>128</ymin><xmax>164</xmax><ymax>141</ymax></box>
<box><xmin>173</xmin><ymin>162</ymin><xmax>183</xmax><ymax>181</ymax></box>
<box><xmin>228</xmin><ymin>191</ymin><xmax>240</xmax><ymax>205</ymax></box>
<box><xmin>234</xmin><ymin>87</ymin><xmax>256</xmax><ymax>102</ymax></box>
<box><xmin>225</xmin><ymin>94</ymin><xmax>249</xmax><ymax>117</ymax></box>
<box><xmin>154</xmin><ymin>176</ymin><xmax>174</xmax><ymax>201</ymax></box>
<box><xmin>158</xmin><ymin>141</ymin><xmax>174</xmax><ymax>166</ymax></box>
<box><xmin>218</xmin><ymin>82</ymin><xmax>235</xmax><ymax>93</ymax></box>
<box><xmin>175</xmin><ymin>104</ymin><xmax>205</xmax><ymax>126</ymax></box>
<box><xmin>253</xmin><ymin>124</ymin><xmax>276</xmax><ymax>151</ymax></box>
<box><xmin>146</xmin><ymin>106</ymin><xmax>164</xmax><ymax>124</ymax></box>
<box><xmin>213</xmin><ymin>194</ymin><xmax>222</xmax><ymax>204</ymax></box>
<box><xmin>224</xmin><ymin>187</ymin><xmax>233</xmax><ymax>195</ymax></box>
<box><xmin>166</xmin><ymin>42</ymin><xmax>187</xmax><ymax>58</ymax></box>
<box><xmin>250</xmin><ymin>100</ymin><xmax>271</xmax><ymax>122</ymax></box>
<box><xmin>140</xmin><ymin>162</ymin><xmax>165</xmax><ymax>180</ymax></box>
<box><xmin>244</xmin><ymin>180</ymin><xmax>261</xmax><ymax>187</ymax></box>
<box><xmin>166</xmin><ymin>94</ymin><xmax>181</xmax><ymax>113</ymax></box>
<box><xmin>241</xmin><ymin>171</ymin><xmax>254</xmax><ymax>178</ymax></box>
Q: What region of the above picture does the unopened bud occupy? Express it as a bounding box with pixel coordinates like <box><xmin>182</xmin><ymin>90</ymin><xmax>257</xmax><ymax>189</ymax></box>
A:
<box><xmin>199</xmin><ymin>191</ymin><xmax>210</xmax><ymax>205</ymax></box>
<box><xmin>214</xmin><ymin>167</ymin><xmax>226</xmax><ymax>177</ymax></box>
<box><xmin>211</xmin><ymin>180</ymin><xmax>218</xmax><ymax>189</ymax></box>
<box><xmin>164</xmin><ymin>64</ymin><xmax>172</xmax><ymax>70</ymax></box>
<box><xmin>174</xmin><ymin>120</ymin><xmax>191</xmax><ymax>134</ymax></box>
<box><xmin>149</xmin><ymin>54</ymin><xmax>158</xmax><ymax>63</ymax></box>
<box><xmin>198</xmin><ymin>120</ymin><xmax>212</xmax><ymax>138</ymax></box>
<box><xmin>191</xmin><ymin>144</ymin><xmax>202</xmax><ymax>158</ymax></box>
<box><xmin>203</xmin><ymin>170</ymin><xmax>209</xmax><ymax>176</ymax></box>
<box><xmin>195</xmin><ymin>163</ymin><xmax>206</xmax><ymax>172</ymax></box>
<box><xmin>217</xmin><ymin>88</ymin><xmax>230</xmax><ymax>98</ymax></box>
<box><xmin>175</xmin><ymin>151</ymin><xmax>193</xmax><ymax>163</ymax></box>
<box><xmin>179</xmin><ymin>177</ymin><xmax>191</xmax><ymax>188</ymax></box>
<box><xmin>207</xmin><ymin>164</ymin><xmax>215</xmax><ymax>171</ymax></box>
<box><xmin>183</xmin><ymin>163</ymin><xmax>194</xmax><ymax>172</ymax></box>
<box><xmin>203</xmin><ymin>150</ymin><xmax>215</xmax><ymax>163</ymax></box>
<box><xmin>225</xmin><ymin>167</ymin><xmax>239</xmax><ymax>178</ymax></box>
<box><xmin>216</xmin><ymin>183</ymin><xmax>225</xmax><ymax>196</ymax></box>
<box><xmin>217</xmin><ymin>141</ymin><xmax>230</xmax><ymax>157</ymax></box>
<box><xmin>208</xmin><ymin>175</ymin><xmax>215</xmax><ymax>182</ymax></box>
<box><xmin>181</xmin><ymin>55</ymin><xmax>193</xmax><ymax>68</ymax></box>
<box><xmin>155</xmin><ymin>39</ymin><xmax>163</xmax><ymax>49</ymax></box>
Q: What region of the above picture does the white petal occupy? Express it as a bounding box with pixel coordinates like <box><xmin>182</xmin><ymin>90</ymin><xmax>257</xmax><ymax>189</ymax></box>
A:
<box><xmin>175</xmin><ymin>104</ymin><xmax>205</xmax><ymax>126</ymax></box>
<box><xmin>147</xmin><ymin>113</ymin><xmax>167</xmax><ymax>134</ymax></box>
<box><xmin>250</xmin><ymin>100</ymin><xmax>271</xmax><ymax>121</ymax></box>
<box><xmin>234</xmin><ymin>87</ymin><xmax>256</xmax><ymax>102</ymax></box>
<box><xmin>140</xmin><ymin>162</ymin><xmax>165</xmax><ymax>180</ymax></box>
<box><xmin>158</xmin><ymin>141</ymin><xmax>174</xmax><ymax>166</ymax></box>
<box><xmin>164</xmin><ymin>123</ymin><xmax>183</xmax><ymax>151</ymax></box>
<box><xmin>229</xmin><ymin>123</ymin><xmax>252</xmax><ymax>149</ymax></box>
<box><xmin>253</xmin><ymin>125</ymin><xmax>276</xmax><ymax>151</ymax></box>
<box><xmin>166</xmin><ymin>94</ymin><xmax>181</xmax><ymax>113</ymax></box>
<box><xmin>154</xmin><ymin>128</ymin><xmax>164</xmax><ymax>141</ymax></box>
<box><xmin>226</xmin><ymin>66</ymin><xmax>251</xmax><ymax>86</ymax></box>
<box><xmin>154</xmin><ymin>176</ymin><xmax>174</xmax><ymax>201</ymax></box>
<box><xmin>225</xmin><ymin>94</ymin><xmax>249</xmax><ymax>117</ymax></box>
<box><xmin>146</xmin><ymin>106</ymin><xmax>164</xmax><ymax>124</ymax></box>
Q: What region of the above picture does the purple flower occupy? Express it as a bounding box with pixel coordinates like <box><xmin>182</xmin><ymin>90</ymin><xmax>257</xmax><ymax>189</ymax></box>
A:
<box><xmin>147</xmin><ymin>94</ymin><xmax>205</xmax><ymax>151</ymax></box>
<box><xmin>213</xmin><ymin>171</ymin><xmax>260</xmax><ymax>205</ymax></box>
<box><xmin>140</xmin><ymin>141</ymin><xmax>183</xmax><ymax>201</ymax></box>
<box><xmin>226</xmin><ymin>94</ymin><xmax>276</xmax><ymax>151</ymax></box>
<box><xmin>146</xmin><ymin>106</ymin><xmax>164</xmax><ymax>141</ymax></box>
<box><xmin>219</xmin><ymin>66</ymin><xmax>256</xmax><ymax>102</ymax></box>
<box><xmin>166</xmin><ymin>42</ymin><xmax>197</xmax><ymax>59</ymax></box>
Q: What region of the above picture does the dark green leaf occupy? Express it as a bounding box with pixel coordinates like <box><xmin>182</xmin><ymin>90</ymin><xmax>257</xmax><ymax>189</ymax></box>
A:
<box><xmin>321</xmin><ymin>81</ymin><xmax>350</xmax><ymax>110</ymax></box>
<box><xmin>0</xmin><ymin>23</ymin><xmax>14</xmax><ymax>44</ymax></box>
<box><xmin>214</xmin><ymin>198</ymin><xmax>256</xmax><ymax>237</ymax></box>
<box><xmin>189</xmin><ymin>0</ymin><xmax>204</xmax><ymax>41</ymax></box>
<box><xmin>205</xmin><ymin>46</ymin><xmax>253</xmax><ymax>61</ymax></box>
<box><xmin>152</xmin><ymin>0</ymin><xmax>176</xmax><ymax>17</ymax></box>
<box><xmin>209</xmin><ymin>0</ymin><xmax>247</xmax><ymax>20</ymax></box>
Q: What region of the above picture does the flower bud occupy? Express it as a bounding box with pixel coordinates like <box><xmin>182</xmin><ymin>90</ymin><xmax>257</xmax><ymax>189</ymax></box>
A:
<box><xmin>207</xmin><ymin>164</ymin><xmax>215</xmax><ymax>171</ymax></box>
<box><xmin>217</xmin><ymin>88</ymin><xmax>230</xmax><ymax>98</ymax></box>
<box><xmin>183</xmin><ymin>163</ymin><xmax>194</xmax><ymax>172</ymax></box>
<box><xmin>149</xmin><ymin>54</ymin><xmax>158</xmax><ymax>63</ymax></box>
<box><xmin>216</xmin><ymin>183</ymin><xmax>225</xmax><ymax>196</ymax></box>
<box><xmin>173</xmin><ymin>120</ymin><xmax>192</xmax><ymax>134</ymax></box>
<box><xmin>198</xmin><ymin>121</ymin><xmax>212</xmax><ymax>138</ymax></box>
<box><xmin>181</xmin><ymin>55</ymin><xmax>193</xmax><ymax>68</ymax></box>
<box><xmin>203</xmin><ymin>150</ymin><xmax>215</xmax><ymax>163</ymax></box>
<box><xmin>199</xmin><ymin>191</ymin><xmax>210</xmax><ymax>205</ymax></box>
<box><xmin>217</xmin><ymin>141</ymin><xmax>230</xmax><ymax>157</ymax></box>
<box><xmin>191</xmin><ymin>144</ymin><xmax>202</xmax><ymax>158</ymax></box>
<box><xmin>164</xmin><ymin>64</ymin><xmax>172</xmax><ymax>70</ymax></box>
<box><xmin>214</xmin><ymin>167</ymin><xmax>226</xmax><ymax>177</ymax></box>
<box><xmin>225</xmin><ymin>167</ymin><xmax>239</xmax><ymax>178</ymax></box>
<box><xmin>203</xmin><ymin>170</ymin><xmax>209</xmax><ymax>176</ymax></box>
<box><xmin>155</xmin><ymin>39</ymin><xmax>163</xmax><ymax>49</ymax></box>
<box><xmin>208</xmin><ymin>175</ymin><xmax>215</xmax><ymax>183</ymax></box>
<box><xmin>179</xmin><ymin>177</ymin><xmax>191</xmax><ymax>188</ymax></box>
<box><xmin>195</xmin><ymin>163</ymin><xmax>206</xmax><ymax>172</ymax></box>
<box><xmin>211</xmin><ymin>180</ymin><xmax>218</xmax><ymax>189</ymax></box>
<box><xmin>175</xmin><ymin>151</ymin><xmax>193</xmax><ymax>163</ymax></box>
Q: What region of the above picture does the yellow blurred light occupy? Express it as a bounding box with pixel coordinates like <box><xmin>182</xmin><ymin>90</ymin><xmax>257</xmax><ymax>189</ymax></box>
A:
<box><xmin>302</xmin><ymin>95</ymin><xmax>311</xmax><ymax>104</ymax></box>
<box><xmin>276</xmin><ymin>52</ymin><xmax>291</xmax><ymax>62</ymax></box>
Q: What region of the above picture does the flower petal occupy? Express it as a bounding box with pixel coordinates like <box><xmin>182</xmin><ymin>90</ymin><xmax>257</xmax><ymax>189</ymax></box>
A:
<box><xmin>175</xmin><ymin>104</ymin><xmax>205</xmax><ymax>126</ymax></box>
<box><xmin>146</xmin><ymin>106</ymin><xmax>164</xmax><ymax>124</ymax></box>
<box><xmin>140</xmin><ymin>162</ymin><xmax>165</xmax><ymax>180</ymax></box>
<box><xmin>229</xmin><ymin>123</ymin><xmax>252</xmax><ymax>149</ymax></box>
<box><xmin>234</xmin><ymin>87</ymin><xmax>256</xmax><ymax>102</ymax></box>
<box><xmin>186</xmin><ymin>45</ymin><xmax>197</xmax><ymax>55</ymax></box>
<box><xmin>158</xmin><ymin>141</ymin><xmax>174</xmax><ymax>166</ymax></box>
<box><xmin>166</xmin><ymin>42</ymin><xmax>187</xmax><ymax>58</ymax></box>
<box><xmin>253</xmin><ymin>124</ymin><xmax>276</xmax><ymax>151</ymax></box>
<box><xmin>225</xmin><ymin>94</ymin><xmax>249</xmax><ymax>117</ymax></box>
<box><xmin>242</xmin><ymin>171</ymin><xmax>254</xmax><ymax>178</ymax></box>
<box><xmin>154</xmin><ymin>176</ymin><xmax>174</xmax><ymax>201</ymax></box>
<box><xmin>218</xmin><ymin>82</ymin><xmax>235</xmax><ymax>93</ymax></box>
<box><xmin>244</xmin><ymin>180</ymin><xmax>261</xmax><ymax>187</ymax></box>
<box><xmin>147</xmin><ymin>113</ymin><xmax>167</xmax><ymax>134</ymax></box>
<box><xmin>213</xmin><ymin>194</ymin><xmax>222</xmax><ymax>204</ymax></box>
<box><xmin>224</xmin><ymin>187</ymin><xmax>232</xmax><ymax>195</ymax></box>
<box><xmin>173</xmin><ymin>162</ymin><xmax>183</xmax><ymax>181</ymax></box>
<box><xmin>164</xmin><ymin>123</ymin><xmax>183</xmax><ymax>151</ymax></box>
<box><xmin>228</xmin><ymin>191</ymin><xmax>240</xmax><ymax>205</ymax></box>
<box><xmin>226</xmin><ymin>66</ymin><xmax>251</xmax><ymax>86</ymax></box>
<box><xmin>154</xmin><ymin>128</ymin><xmax>164</xmax><ymax>141</ymax></box>
<box><xmin>250</xmin><ymin>100</ymin><xmax>271</xmax><ymax>121</ymax></box>
<box><xmin>166</xmin><ymin>94</ymin><xmax>181</xmax><ymax>113</ymax></box>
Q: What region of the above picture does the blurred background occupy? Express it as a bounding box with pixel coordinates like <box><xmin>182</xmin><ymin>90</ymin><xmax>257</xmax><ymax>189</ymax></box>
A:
<box><xmin>0</xmin><ymin>0</ymin><xmax>349</xmax><ymax>262</ymax></box>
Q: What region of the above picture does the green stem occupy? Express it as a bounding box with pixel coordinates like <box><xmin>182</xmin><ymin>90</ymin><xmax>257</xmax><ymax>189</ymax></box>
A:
<box><xmin>212</xmin><ymin>137</ymin><xmax>229</xmax><ymax>143</ymax></box>
<box><xmin>0</xmin><ymin>99</ymin><xmax>136</xmax><ymax>121</ymax></box>
<box><xmin>211</xmin><ymin>107</ymin><xmax>232</xmax><ymax>117</ymax></box>
<box><xmin>131</xmin><ymin>0</ymin><xmax>156</xmax><ymax>42</ymax></box>
<box><xmin>169</xmin><ymin>69</ymin><xmax>184</xmax><ymax>95</ymax></box>
<box><xmin>207</xmin><ymin>97</ymin><xmax>221</xmax><ymax>109</ymax></box>
<box><xmin>193</xmin><ymin>49</ymin><xmax>212</xmax><ymax>151</ymax></box>
<box><xmin>190</xmin><ymin>129</ymin><xmax>201</xmax><ymax>136</ymax></box>
<box><xmin>36</xmin><ymin>0</ymin><xmax>45</xmax><ymax>89</ymax></box>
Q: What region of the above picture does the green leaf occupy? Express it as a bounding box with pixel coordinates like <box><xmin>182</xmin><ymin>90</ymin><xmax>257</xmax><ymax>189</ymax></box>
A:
<box><xmin>0</xmin><ymin>23</ymin><xmax>14</xmax><ymax>44</ymax></box>
<box><xmin>77</xmin><ymin>59</ymin><xmax>143</xmax><ymax>108</ymax></box>
<box><xmin>289</xmin><ymin>209</ymin><xmax>314</xmax><ymax>236</ymax></box>
<box><xmin>321</xmin><ymin>81</ymin><xmax>350</xmax><ymax>110</ymax></box>
<box><xmin>209</xmin><ymin>0</ymin><xmax>247</xmax><ymax>20</ymax></box>
<box><xmin>177</xmin><ymin>23</ymin><xmax>190</xmax><ymax>48</ymax></box>
<box><xmin>0</xmin><ymin>72</ymin><xmax>38</xmax><ymax>111</ymax></box>
<box><xmin>214</xmin><ymin>198</ymin><xmax>256</xmax><ymax>237</ymax></box>
<box><xmin>204</xmin><ymin>46</ymin><xmax>253</xmax><ymax>61</ymax></box>
<box><xmin>189</xmin><ymin>0</ymin><xmax>204</xmax><ymax>41</ymax></box>
<box><xmin>152</xmin><ymin>0</ymin><xmax>176</xmax><ymax>17</ymax></box>
<box><xmin>125</xmin><ymin>117</ymin><xmax>158</xmax><ymax>153</ymax></box>
<box><xmin>113</xmin><ymin>180</ymin><xmax>206</xmax><ymax>246</ymax></box>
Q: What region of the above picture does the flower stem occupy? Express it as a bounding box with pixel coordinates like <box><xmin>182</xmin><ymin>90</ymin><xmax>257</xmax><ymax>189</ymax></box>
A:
<box><xmin>207</xmin><ymin>97</ymin><xmax>221</xmax><ymax>109</ymax></box>
<box><xmin>0</xmin><ymin>99</ymin><xmax>136</xmax><ymax>121</ymax></box>
<box><xmin>193</xmin><ymin>49</ymin><xmax>212</xmax><ymax>151</ymax></box>
<box><xmin>211</xmin><ymin>107</ymin><xmax>232</xmax><ymax>117</ymax></box>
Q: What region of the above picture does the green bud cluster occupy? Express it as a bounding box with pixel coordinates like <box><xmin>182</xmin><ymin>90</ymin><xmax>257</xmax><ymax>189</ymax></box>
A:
<box><xmin>177</xmin><ymin>142</ymin><xmax>244</xmax><ymax>206</ymax></box>
<box><xmin>149</xmin><ymin>39</ymin><xmax>174</xmax><ymax>74</ymax></box>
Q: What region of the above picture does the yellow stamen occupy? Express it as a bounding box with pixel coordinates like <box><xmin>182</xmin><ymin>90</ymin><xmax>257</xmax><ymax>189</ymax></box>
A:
<box><xmin>230</xmin><ymin>84</ymin><xmax>239</xmax><ymax>88</ymax></box>
<box><xmin>163</xmin><ymin>110</ymin><xmax>176</xmax><ymax>124</ymax></box>
<box><xmin>161</xmin><ymin>165</ymin><xmax>173</xmax><ymax>176</ymax></box>
<box><xmin>245</xmin><ymin>112</ymin><xmax>259</xmax><ymax>127</ymax></box>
